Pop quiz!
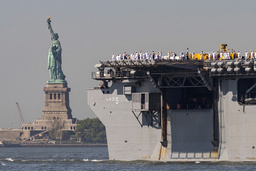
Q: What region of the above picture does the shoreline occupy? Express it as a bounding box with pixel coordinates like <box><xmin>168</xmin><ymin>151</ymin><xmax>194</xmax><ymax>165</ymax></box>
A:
<box><xmin>21</xmin><ymin>143</ymin><xmax>107</xmax><ymax>147</ymax></box>
<box><xmin>1</xmin><ymin>143</ymin><xmax>107</xmax><ymax>147</ymax></box>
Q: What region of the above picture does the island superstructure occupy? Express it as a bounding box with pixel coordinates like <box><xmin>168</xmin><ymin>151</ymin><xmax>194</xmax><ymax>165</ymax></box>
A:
<box><xmin>88</xmin><ymin>44</ymin><xmax>256</xmax><ymax>161</ymax></box>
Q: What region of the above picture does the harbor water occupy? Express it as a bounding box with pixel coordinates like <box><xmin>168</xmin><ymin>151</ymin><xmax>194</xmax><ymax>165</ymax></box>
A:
<box><xmin>0</xmin><ymin>146</ymin><xmax>255</xmax><ymax>171</ymax></box>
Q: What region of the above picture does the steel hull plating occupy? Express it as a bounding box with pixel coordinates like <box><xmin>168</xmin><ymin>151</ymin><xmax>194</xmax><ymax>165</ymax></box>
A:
<box><xmin>88</xmin><ymin>60</ymin><xmax>256</xmax><ymax>161</ymax></box>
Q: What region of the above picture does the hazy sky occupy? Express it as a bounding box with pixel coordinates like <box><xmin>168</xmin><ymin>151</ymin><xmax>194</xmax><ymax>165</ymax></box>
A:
<box><xmin>1</xmin><ymin>0</ymin><xmax>256</xmax><ymax>128</ymax></box>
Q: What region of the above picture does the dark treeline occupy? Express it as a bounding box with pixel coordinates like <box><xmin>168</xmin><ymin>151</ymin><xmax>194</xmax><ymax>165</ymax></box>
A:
<box><xmin>75</xmin><ymin>118</ymin><xmax>107</xmax><ymax>144</ymax></box>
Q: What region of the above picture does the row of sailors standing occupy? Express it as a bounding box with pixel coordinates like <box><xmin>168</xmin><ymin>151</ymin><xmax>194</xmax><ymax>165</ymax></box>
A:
<box><xmin>112</xmin><ymin>51</ymin><xmax>163</xmax><ymax>60</ymax></box>
<box><xmin>181</xmin><ymin>50</ymin><xmax>256</xmax><ymax>60</ymax></box>
<box><xmin>191</xmin><ymin>51</ymin><xmax>236</xmax><ymax>60</ymax></box>
<box><xmin>112</xmin><ymin>50</ymin><xmax>256</xmax><ymax>61</ymax></box>
<box><xmin>244</xmin><ymin>50</ymin><xmax>256</xmax><ymax>59</ymax></box>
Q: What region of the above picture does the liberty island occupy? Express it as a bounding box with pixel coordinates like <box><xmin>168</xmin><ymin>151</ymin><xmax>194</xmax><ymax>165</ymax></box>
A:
<box><xmin>0</xmin><ymin>18</ymin><xmax>76</xmax><ymax>142</ymax></box>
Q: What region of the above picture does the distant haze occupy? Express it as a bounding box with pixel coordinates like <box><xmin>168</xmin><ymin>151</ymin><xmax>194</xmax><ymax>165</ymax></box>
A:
<box><xmin>1</xmin><ymin>0</ymin><xmax>256</xmax><ymax>128</ymax></box>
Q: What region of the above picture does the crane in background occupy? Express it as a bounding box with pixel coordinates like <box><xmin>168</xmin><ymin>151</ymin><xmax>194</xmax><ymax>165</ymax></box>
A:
<box><xmin>16</xmin><ymin>102</ymin><xmax>25</xmax><ymax>124</ymax></box>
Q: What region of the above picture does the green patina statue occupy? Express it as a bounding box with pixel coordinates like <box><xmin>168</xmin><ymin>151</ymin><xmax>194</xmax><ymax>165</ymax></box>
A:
<box><xmin>47</xmin><ymin>17</ymin><xmax>66</xmax><ymax>83</ymax></box>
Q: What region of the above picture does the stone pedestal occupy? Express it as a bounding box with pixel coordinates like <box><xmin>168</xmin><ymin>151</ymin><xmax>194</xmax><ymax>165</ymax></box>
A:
<box><xmin>21</xmin><ymin>83</ymin><xmax>77</xmax><ymax>139</ymax></box>
<box><xmin>42</xmin><ymin>83</ymin><xmax>72</xmax><ymax>120</ymax></box>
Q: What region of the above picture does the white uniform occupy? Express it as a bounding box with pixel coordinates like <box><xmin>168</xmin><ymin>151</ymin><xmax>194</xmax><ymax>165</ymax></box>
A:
<box><xmin>159</xmin><ymin>51</ymin><xmax>162</xmax><ymax>60</ymax></box>
<box><xmin>224</xmin><ymin>52</ymin><xmax>227</xmax><ymax>59</ymax></box>
<box><xmin>192</xmin><ymin>52</ymin><xmax>195</xmax><ymax>59</ymax></box>
<box><xmin>180</xmin><ymin>52</ymin><xmax>183</xmax><ymax>60</ymax></box>
<box><xmin>220</xmin><ymin>52</ymin><xmax>223</xmax><ymax>59</ymax></box>
<box><xmin>149</xmin><ymin>54</ymin><xmax>152</xmax><ymax>59</ymax></box>
<box><xmin>251</xmin><ymin>51</ymin><xmax>254</xmax><ymax>59</ymax></box>
<box><xmin>112</xmin><ymin>53</ymin><xmax>115</xmax><ymax>60</ymax></box>
<box><xmin>135</xmin><ymin>52</ymin><xmax>138</xmax><ymax>60</ymax></box>
<box><xmin>208</xmin><ymin>52</ymin><xmax>211</xmax><ymax>60</ymax></box>
<box><xmin>143</xmin><ymin>53</ymin><xmax>146</xmax><ymax>59</ymax></box>
<box><xmin>238</xmin><ymin>51</ymin><xmax>241</xmax><ymax>59</ymax></box>
<box><xmin>245</xmin><ymin>51</ymin><xmax>248</xmax><ymax>59</ymax></box>
<box><xmin>146</xmin><ymin>51</ymin><xmax>150</xmax><ymax>60</ymax></box>
<box><xmin>172</xmin><ymin>52</ymin><xmax>176</xmax><ymax>60</ymax></box>
<box><xmin>200</xmin><ymin>51</ymin><xmax>203</xmax><ymax>60</ymax></box>
<box><xmin>130</xmin><ymin>53</ymin><xmax>134</xmax><ymax>60</ymax></box>
<box><xmin>212</xmin><ymin>51</ymin><xmax>216</xmax><ymax>60</ymax></box>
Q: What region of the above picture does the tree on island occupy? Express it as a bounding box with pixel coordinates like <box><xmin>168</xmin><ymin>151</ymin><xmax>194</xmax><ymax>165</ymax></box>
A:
<box><xmin>74</xmin><ymin>118</ymin><xmax>106</xmax><ymax>144</ymax></box>
<box><xmin>49</xmin><ymin>119</ymin><xmax>65</xmax><ymax>140</ymax></box>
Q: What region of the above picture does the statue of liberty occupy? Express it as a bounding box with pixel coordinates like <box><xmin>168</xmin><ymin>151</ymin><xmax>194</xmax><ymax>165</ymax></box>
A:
<box><xmin>47</xmin><ymin>17</ymin><xmax>66</xmax><ymax>83</ymax></box>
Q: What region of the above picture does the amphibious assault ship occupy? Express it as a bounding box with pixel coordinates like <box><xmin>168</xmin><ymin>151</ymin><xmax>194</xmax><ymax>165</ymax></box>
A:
<box><xmin>88</xmin><ymin>44</ymin><xmax>256</xmax><ymax>161</ymax></box>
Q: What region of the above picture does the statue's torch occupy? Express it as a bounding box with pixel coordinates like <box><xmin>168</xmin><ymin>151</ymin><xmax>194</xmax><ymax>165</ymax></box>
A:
<box><xmin>47</xmin><ymin>17</ymin><xmax>51</xmax><ymax>29</ymax></box>
<box><xmin>47</xmin><ymin>17</ymin><xmax>51</xmax><ymax>23</ymax></box>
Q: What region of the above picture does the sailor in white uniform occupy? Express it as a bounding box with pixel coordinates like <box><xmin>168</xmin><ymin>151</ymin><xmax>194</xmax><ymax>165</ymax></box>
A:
<box><xmin>130</xmin><ymin>53</ymin><xmax>134</xmax><ymax>60</ymax></box>
<box><xmin>146</xmin><ymin>51</ymin><xmax>150</xmax><ymax>60</ymax></box>
<box><xmin>212</xmin><ymin>51</ymin><xmax>216</xmax><ymax>60</ymax></box>
<box><xmin>251</xmin><ymin>50</ymin><xmax>254</xmax><ymax>60</ymax></box>
<box><xmin>200</xmin><ymin>51</ymin><xmax>203</xmax><ymax>60</ymax></box>
<box><xmin>245</xmin><ymin>50</ymin><xmax>248</xmax><ymax>60</ymax></box>
<box><xmin>227</xmin><ymin>52</ymin><xmax>230</xmax><ymax>59</ymax></box>
<box><xmin>159</xmin><ymin>51</ymin><xmax>162</xmax><ymax>60</ymax></box>
<box><xmin>180</xmin><ymin>52</ymin><xmax>184</xmax><ymax>60</ymax></box>
<box><xmin>223</xmin><ymin>52</ymin><xmax>227</xmax><ymax>59</ymax></box>
<box><xmin>208</xmin><ymin>52</ymin><xmax>212</xmax><ymax>60</ymax></box>
<box><xmin>237</xmin><ymin>51</ymin><xmax>241</xmax><ymax>60</ymax></box>
<box><xmin>172</xmin><ymin>52</ymin><xmax>176</xmax><ymax>60</ymax></box>
<box><xmin>192</xmin><ymin>51</ymin><xmax>195</xmax><ymax>60</ymax></box>
<box><xmin>139</xmin><ymin>51</ymin><xmax>143</xmax><ymax>60</ymax></box>
<box><xmin>112</xmin><ymin>53</ymin><xmax>115</xmax><ymax>60</ymax></box>
<box><xmin>143</xmin><ymin>52</ymin><xmax>146</xmax><ymax>60</ymax></box>
<box><xmin>135</xmin><ymin>52</ymin><xmax>138</xmax><ymax>60</ymax></box>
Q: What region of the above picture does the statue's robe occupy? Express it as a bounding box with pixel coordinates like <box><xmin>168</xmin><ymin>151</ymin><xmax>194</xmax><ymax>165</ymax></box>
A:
<box><xmin>48</xmin><ymin>39</ymin><xmax>63</xmax><ymax>80</ymax></box>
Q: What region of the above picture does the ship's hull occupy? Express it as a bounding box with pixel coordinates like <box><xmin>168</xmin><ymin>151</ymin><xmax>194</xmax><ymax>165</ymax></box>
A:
<box><xmin>88</xmin><ymin>60</ymin><xmax>256</xmax><ymax>161</ymax></box>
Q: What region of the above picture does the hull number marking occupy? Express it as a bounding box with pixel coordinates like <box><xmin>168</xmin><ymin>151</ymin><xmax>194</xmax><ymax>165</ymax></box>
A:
<box><xmin>106</xmin><ymin>97</ymin><xmax>119</xmax><ymax>104</ymax></box>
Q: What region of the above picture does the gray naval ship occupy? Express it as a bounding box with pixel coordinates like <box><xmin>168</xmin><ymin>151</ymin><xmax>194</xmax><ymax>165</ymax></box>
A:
<box><xmin>88</xmin><ymin>44</ymin><xmax>256</xmax><ymax>161</ymax></box>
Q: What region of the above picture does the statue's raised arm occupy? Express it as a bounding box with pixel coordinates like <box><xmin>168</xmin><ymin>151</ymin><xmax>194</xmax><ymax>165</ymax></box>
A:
<box><xmin>47</xmin><ymin>17</ymin><xmax>54</xmax><ymax>37</ymax></box>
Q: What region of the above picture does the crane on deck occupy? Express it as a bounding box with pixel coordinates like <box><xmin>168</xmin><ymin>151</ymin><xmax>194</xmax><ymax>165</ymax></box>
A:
<box><xmin>16</xmin><ymin>102</ymin><xmax>25</xmax><ymax>124</ymax></box>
